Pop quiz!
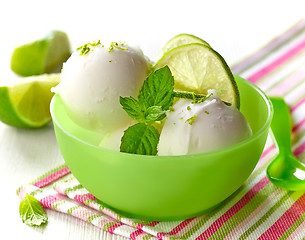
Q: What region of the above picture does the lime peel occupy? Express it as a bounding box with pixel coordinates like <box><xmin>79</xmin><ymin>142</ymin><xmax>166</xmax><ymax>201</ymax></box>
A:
<box><xmin>160</xmin><ymin>33</ymin><xmax>210</xmax><ymax>56</ymax></box>
<box><xmin>0</xmin><ymin>74</ymin><xmax>60</xmax><ymax>128</ymax></box>
<box><xmin>11</xmin><ymin>30</ymin><xmax>71</xmax><ymax>77</ymax></box>
<box><xmin>154</xmin><ymin>43</ymin><xmax>240</xmax><ymax>109</ymax></box>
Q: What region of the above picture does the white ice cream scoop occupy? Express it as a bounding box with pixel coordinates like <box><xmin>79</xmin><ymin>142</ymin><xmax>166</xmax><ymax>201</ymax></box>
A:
<box><xmin>158</xmin><ymin>89</ymin><xmax>252</xmax><ymax>156</ymax></box>
<box><xmin>53</xmin><ymin>42</ymin><xmax>149</xmax><ymax>132</ymax></box>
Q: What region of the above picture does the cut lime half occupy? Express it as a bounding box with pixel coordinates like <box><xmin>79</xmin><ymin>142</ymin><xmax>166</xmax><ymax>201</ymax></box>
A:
<box><xmin>11</xmin><ymin>30</ymin><xmax>71</xmax><ymax>77</ymax></box>
<box><xmin>0</xmin><ymin>74</ymin><xmax>60</xmax><ymax>128</ymax></box>
<box><xmin>154</xmin><ymin>43</ymin><xmax>239</xmax><ymax>108</ymax></box>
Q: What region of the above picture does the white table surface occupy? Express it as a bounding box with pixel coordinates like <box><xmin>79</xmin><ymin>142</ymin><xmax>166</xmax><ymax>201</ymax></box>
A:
<box><xmin>1</xmin><ymin>1</ymin><xmax>304</xmax><ymax>239</ymax></box>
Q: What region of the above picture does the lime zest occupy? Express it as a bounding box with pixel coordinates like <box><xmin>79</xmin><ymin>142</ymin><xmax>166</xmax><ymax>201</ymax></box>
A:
<box><xmin>169</xmin><ymin>106</ymin><xmax>175</xmax><ymax>112</ymax></box>
<box><xmin>185</xmin><ymin>115</ymin><xmax>197</xmax><ymax>125</ymax></box>
<box><xmin>77</xmin><ymin>40</ymin><xmax>103</xmax><ymax>55</ymax></box>
<box><xmin>108</xmin><ymin>42</ymin><xmax>128</xmax><ymax>52</ymax></box>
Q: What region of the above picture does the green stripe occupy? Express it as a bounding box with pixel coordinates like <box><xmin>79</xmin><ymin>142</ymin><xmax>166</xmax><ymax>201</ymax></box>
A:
<box><xmin>234</xmin><ymin>22</ymin><xmax>305</xmax><ymax>75</ymax></box>
<box><xmin>284</xmin><ymin>78</ymin><xmax>305</xmax><ymax>99</ymax></box>
<box><xmin>29</xmin><ymin>163</ymin><xmax>68</xmax><ymax>186</ymax></box>
<box><xmin>52</xmin><ymin>199</ymin><xmax>66</xmax><ymax>210</ymax></box>
<box><xmin>292</xmin><ymin>130</ymin><xmax>305</xmax><ymax>146</ymax></box>
<box><xmin>64</xmin><ymin>184</ymin><xmax>83</xmax><ymax>196</ymax></box>
<box><xmin>87</xmin><ymin>214</ymin><xmax>101</xmax><ymax>224</ymax></box>
<box><xmin>96</xmin><ymin>200</ymin><xmax>105</xmax><ymax>212</ymax></box>
<box><xmin>30</xmin><ymin>188</ymin><xmax>43</xmax><ymax>197</ymax></box>
<box><xmin>16</xmin><ymin>163</ymin><xmax>68</xmax><ymax>196</ymax></box>
<box><xmin>281</xmin><ymin>77</ymin><xmax>305</xmax><ymax>109</ymax></box>
<box><xmin>212</xmin><ymin>182</ymin><xmax>277</xmax><ymax>239</ymax></box>
<box><xmin>298</xmin><ymin>151</ymin><xmax>305</xmax><ymax>162</ymax></box>
<box><xmin>53</xmin><ymin>175</ymin><xmax>75</xmax><ymax>189</ymax></box>
<box><xmin>256</xmin><ymin>48</ymin><xmax>305</xmax><ymax>87</ymax></box>
<box><xmin>264</xmin><ymin>52</ymin><xmax>305</xmax><ymax>92</ymax></box>
<box><xmin>278</xmin><ymin>211</ymin><xmax>305</xmax><ymax>240</ymax></box>
<box><xmin>134</xmin><ymin>219</ymin><xmax>158</xmax><ymax>226</ymax></box>
<box><xmin>67</xmin><ymin>205</ymin><xmax>82</xmax><ymax>215</ymax></box>
<box><xmin>176</xmin><ymin>156</ymin><xmax>276</xmax><ymax>240</ymax></box>
<box><xmin>142</xmin><ymin>234</ymin><xmax>153</xmax><ymax>240</ymax></box>
<box><xmin>239</xmin><ymin>190</ymin><xmax>303</xmax><ymax>240</ymax></box>
<box><xmin>84</xmin><ymin>198</ymin><xmax>96</xmax><ymax>207</ymax></box>
<box><xmin>103</xmin><ymin>221</ymin><xmax>117</xmax><ymax>231</ymax></box>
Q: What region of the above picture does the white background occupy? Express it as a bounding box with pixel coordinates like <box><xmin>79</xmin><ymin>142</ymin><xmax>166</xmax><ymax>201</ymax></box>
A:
<box><xmin>0</xmin><ymin>1</ymin><xmax>304</xmax><ymax>239</ymax></box>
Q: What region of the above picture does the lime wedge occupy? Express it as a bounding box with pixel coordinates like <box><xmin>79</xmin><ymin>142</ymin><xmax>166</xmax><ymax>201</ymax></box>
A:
<box><xmin>154</xmin><ymin>43</ymin><xmax>239</xmax><ymax>108</ymax></box>
<box><xmin>0</xmin><ymin>74</ymin><xmax>60</xmax><ymax>128</ymax></box>
<box><xmin>161</xmin><ymin>33</ymin><xmax>210</xmax><ymax>55</ymax></box>
<box><xmin>11</xmin><ymin>30</ymin><xmax>71</xmax><ymax>77</ymax></box>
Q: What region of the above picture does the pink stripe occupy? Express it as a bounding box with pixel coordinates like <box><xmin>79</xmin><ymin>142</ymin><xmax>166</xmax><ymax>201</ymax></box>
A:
<box><xmin>74</xmin><ymin>193</ymin><xmax>97</xmax><ymax>204</ymax></box>
<box><xmin>254</xmin><ymin>145</ymin><xmax>276</xmax><ymax>172</ymax></box>
<box><xmin>232</xmin><ymin>19</ymin><xmax>305</xmax><ymax>73</ymax></box>
<box><xmin>290</xmin><ymin>97</ymin><xmax>305</xmax><ymax>112</ymax></box>
<box><xmin>195</xmin><ymin>177</ymin><xmax>269</xmax><ymax>240</ymax></box>
<box><xmin>157</xmin><ymin>218</ymin><xmax>195</xmax><ymax>239</ymax></box>
<box><xmin>258</xmin><ymin>194</ymin><xmax>305</xmax><ymax>240</ymax></box>
<box><xmin>71</xmin><ymin>208</ymin><xmax>96</xmax><ymax>221</ymax></box>
<box><xmin>97</xmin><ymin>218</ymin><xmax>113</xmax><ymax>228</ymax></box>
<box><xmin>102</xmin><ymin>208</ymin><xmax>119</xmax><ymax>221</ymax></box>
<box><xmin>40</xmin><ymin>194</ymin><xmax>66</xmax><ymax>208</ymax></box>
<box><xmin>247</xmin><ymin>38</ymin><xmax>305</xmax><ymax>83</ymax></box>
<box><xmin>293</xmin><ymin>140</ymin><xmax>305</xmax><ymax>157</ymax></box>
<box><xmin>130</xmin><ymin>229</ymin><xmax>144</xmax><ymax>240</ymax></box>
<box><xmin>108</xmin><ymin>222</ymin><xmax>123</xmax><ymax>234</ymax></box>
<box><xmin>290</xmin><ymin>97</ymin><xmax>305</xmax><ymax>132</ymax></box>
<box><xmin>137</xmin><ymin>221</ymin><xmax>159</xmax><ymax>230</ymax></box>
<box><xmin>224</xmin><ymin>188</ymin><xmax>282</xmax><ymax>240</ymax></box>
<box><xmin>260</xmin><ymin>145</ymin><xmax>275</xmax><ymax>160</ymax></box>
<box><xmin>293</xmin><ymin>117</ymin><xmax>305</xmax><ymax>133</ymax></box>
<box><xmin>33</xmin><ymin>167</ymin><xmax>71</xmax><ymax>188</ymax></box>
<box><xmin>267</xmin><ymin>67</ymin><xmax>305</xmax><ymax>96</ymax></box>
<box><xmin>287</xmin><ymin>218</ymin><xmax>305</xmax><ymax>240</ymax></box>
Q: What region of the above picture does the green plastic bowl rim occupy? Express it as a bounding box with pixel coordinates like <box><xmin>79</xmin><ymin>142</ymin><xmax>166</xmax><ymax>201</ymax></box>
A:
<box><xmin>50</xmin><ymin>76</ymin><xmax>274</xmax><ymax>161</ymax></box>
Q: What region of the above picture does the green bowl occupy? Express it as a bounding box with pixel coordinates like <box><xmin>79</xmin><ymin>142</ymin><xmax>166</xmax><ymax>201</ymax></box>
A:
<box><xmin>50</xmin><ymin>75</ymin><xmax>273</xmax><ymax>221</ymax></box>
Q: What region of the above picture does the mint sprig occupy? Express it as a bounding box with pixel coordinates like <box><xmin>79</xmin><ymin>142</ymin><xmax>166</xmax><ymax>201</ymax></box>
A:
<box><xmin>19</xmin><ymin>193</ymin><xmax>48</xmax><ymax>226</ymax></box>
<box><xmin>120</xmin><ymin>66</ymin><xmax>174</xmax><ymax>155</ymax></box>
<box><xmin>120</xmin><ymin>65</ymin><xmax>216</xmax><ymax>155</ymax></box>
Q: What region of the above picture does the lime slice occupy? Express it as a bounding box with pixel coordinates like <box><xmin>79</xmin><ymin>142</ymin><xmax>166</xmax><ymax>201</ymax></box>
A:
<box><xmin>0</xmin><ymin>74</ymin><xmax>60</xmax><ymax>128</ymax></box>
<box><xmin>11</xmin><ymin>30</ymin><xmax>71</xmax><ymax>77</ymax></box>
<box><xmin>154</xmin><ymin>43</ymin><xmax>239</xmax><ymax>108</ymax></box>
<box><xmin>161</xmin><ymin>33</ymin><xmax>210</xmax><ymax>55</ymax></box>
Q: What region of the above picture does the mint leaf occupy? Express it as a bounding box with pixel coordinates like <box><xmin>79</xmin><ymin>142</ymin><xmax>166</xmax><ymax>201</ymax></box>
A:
<box><xmin>119</xmin><ymin>97</ymin><xmax>166</xmax><ymax>123</ymax></box>
<box><xmin>145</xmin><ymin>106</ymin><xmax>166</xmax><ymax>122</ymax></box>
<box><xmin>119</xmin><ymin>96</ymin><xmax>145</xmax><ymax>122</ymax></box>
<box><xmin>120</xmin><ymin>123</ymin><xmax>159</xmax><ymax>155</ymax></box>
<box><xmin>19</xmin><ymin>193</ymin><xmax>48</xmax><ymax>226</ymax></box>
<box><xmin>138</xmin><ymin>66</ymin><xmax>174</xmax><ymax>110</ymax></box>
<box><xmin>119</xmin><ymin>66</ymin><xmax>174</xmax><ymax>155</ymax></box>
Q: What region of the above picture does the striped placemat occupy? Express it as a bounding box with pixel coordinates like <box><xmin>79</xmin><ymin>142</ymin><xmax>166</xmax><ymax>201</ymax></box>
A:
<box><xmin>18</xmin><ymin>19</ymin><xmax>305</xmax><ymax>239</ymax></box>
